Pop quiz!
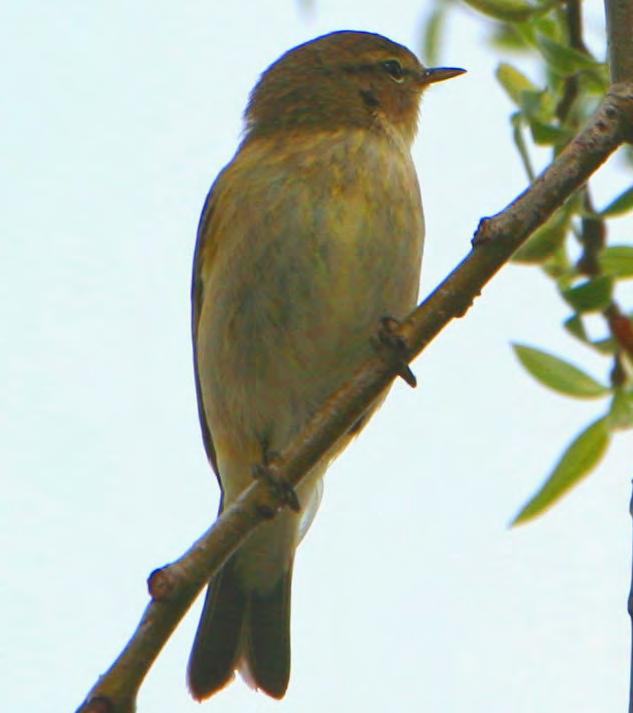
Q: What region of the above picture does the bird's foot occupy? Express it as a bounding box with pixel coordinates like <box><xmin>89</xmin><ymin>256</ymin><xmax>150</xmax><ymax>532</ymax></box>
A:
<box><xmin>374</xmin><ymin>316</ymin><xmax>417</xmax><ymax>387</ymax></box>
<box><xmin>252</xmin><ymin>453</ymin><xmax>301</xmax><ymax>514</ymax></box>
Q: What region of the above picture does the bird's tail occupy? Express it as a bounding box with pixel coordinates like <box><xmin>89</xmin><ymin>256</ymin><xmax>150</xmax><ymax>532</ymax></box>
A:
<box><xmin>187</xmin><ymin>553</ymin><xmax>293</xmax><ymax>700</ymax></box>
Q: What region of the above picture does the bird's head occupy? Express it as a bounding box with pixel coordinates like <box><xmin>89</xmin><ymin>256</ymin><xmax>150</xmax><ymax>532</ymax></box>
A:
<box><xmin>244</xmin><ymin>30</ymin><xmax>465</xmax><ymax>144</ymax></box>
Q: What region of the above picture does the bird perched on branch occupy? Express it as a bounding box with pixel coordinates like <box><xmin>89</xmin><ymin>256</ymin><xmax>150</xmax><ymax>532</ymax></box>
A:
<box><xmin>188</xmin><ymin>29</ymin><xmax>464</xmax><ymax>700</ymax></box>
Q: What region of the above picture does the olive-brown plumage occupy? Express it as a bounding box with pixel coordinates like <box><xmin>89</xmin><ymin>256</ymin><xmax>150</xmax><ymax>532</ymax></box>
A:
<box><xmin>188</xmin><ymin>30</ymin><xmax>463</xmax><ymax>700</ymax></box>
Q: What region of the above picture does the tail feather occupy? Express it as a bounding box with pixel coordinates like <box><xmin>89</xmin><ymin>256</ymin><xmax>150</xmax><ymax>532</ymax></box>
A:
<box><xmin>243</xmin><ymin>567</ymin><xmax>292</xmax><ymax>699</ymax></box>
<box><xmin>187</xmin><ymin>557</ymin><xmax>246</xmax><ymax>699</ymax></box>
<box><xmin>187</xmin><ymin>557</ymin><xmax>293</xmax><ymax>700</ymax></box>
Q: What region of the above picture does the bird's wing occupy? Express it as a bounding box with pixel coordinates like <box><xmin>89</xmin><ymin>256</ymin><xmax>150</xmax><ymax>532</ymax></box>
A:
<box><xmin>191</xmin><ymin>180</ymin><xmax>220</xmax><ymax>483</ymax></box>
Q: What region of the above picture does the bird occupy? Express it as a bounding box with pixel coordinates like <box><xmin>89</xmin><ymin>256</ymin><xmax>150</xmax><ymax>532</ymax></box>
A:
<box><xmin>187</xmin><ymin>29</ymin><xmax>464</xmax><ymax>700</ymax></box>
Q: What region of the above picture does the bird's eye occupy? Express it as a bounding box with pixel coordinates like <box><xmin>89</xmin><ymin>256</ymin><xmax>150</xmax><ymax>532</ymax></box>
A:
<box><xmin>381</xmin><ymin>60</ymin><xmax>405</xmax><ymax>82</ymax></box>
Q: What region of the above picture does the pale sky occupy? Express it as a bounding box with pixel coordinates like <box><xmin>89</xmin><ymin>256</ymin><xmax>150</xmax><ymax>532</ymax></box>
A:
<box><xmin>3</xmin><ymin>1</ymin><xmax>632</xmax><ymax>712</ymax></box>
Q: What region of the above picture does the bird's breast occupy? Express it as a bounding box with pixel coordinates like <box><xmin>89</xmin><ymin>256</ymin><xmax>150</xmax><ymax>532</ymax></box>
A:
<box><xmin>197</xmin><ymin>128</ymin><xmax>424</xmax><ymax>462</ymax></box>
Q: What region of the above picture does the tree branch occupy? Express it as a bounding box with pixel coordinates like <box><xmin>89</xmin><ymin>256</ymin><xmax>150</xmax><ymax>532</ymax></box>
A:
<box><xmin>605</xmin><ymin>0</ymin><xmax>633</xmax><ymax>83</ymax></box>
<box><xmin>555</xmin><ymin>0</ymin><xmax>586</xmax><ymax>123</ymax></box>
<box><xmin>75</xmin><ymin>84</ymin><xmax>633</xmax><ymax>713</ymax></box>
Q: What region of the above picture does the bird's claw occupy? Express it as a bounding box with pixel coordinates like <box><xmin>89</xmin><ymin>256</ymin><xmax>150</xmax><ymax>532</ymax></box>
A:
<box><xmin>252</xmin><ymin>461</ymin><xmax>301</xmax><ymax>513</ymax></box>
<box><xmin>374</xmin><ymin>316</ymin><xmax>417</xmax><ymax>388</ymax></box>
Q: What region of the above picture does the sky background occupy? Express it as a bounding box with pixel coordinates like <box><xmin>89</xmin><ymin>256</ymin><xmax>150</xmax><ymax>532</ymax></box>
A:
<box><xmin>2</xmin><ymin>1</ymin><xmax>632</xmax><ymax>711</ymax></box>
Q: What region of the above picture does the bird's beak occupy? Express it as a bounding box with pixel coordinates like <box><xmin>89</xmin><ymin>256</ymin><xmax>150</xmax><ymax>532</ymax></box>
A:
<box><xmin>416</xmin><ymin>66</ymin><xmax>466</xmax><ymax>86</ymax></box>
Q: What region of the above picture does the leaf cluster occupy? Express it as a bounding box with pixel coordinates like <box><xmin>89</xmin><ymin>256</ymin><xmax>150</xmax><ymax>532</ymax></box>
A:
<box><xmin>422</xmin><ymin>0</ymin><xmax>633</xmax><ymax>523</ymax></box>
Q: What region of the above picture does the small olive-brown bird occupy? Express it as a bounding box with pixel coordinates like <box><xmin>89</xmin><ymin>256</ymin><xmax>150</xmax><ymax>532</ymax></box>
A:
<box><xmin>188</xmin><ymin>30</ymin><xmax>463</xmax><ymax>700</ymax></box>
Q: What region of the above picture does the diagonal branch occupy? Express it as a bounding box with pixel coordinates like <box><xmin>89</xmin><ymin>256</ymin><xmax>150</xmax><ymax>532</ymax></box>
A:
<box><xmin>75</xmin><ymin>84</ymin><xmax>633</xmax><ymax>713</ymax></box>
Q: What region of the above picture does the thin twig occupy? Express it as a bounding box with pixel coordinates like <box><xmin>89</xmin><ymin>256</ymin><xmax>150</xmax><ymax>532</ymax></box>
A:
<box><xmin>576</xmin><ymin>191</ymin><xmax>605</xmax><ymax>276</ymax></box>
<box><xmin>556</xmin><ymin>0</ymin><xmax>587</xmax><ymax>122</ymax></box>
<box><xmin>605</xmin><ymin>0</ymin><xmax>633</xmax><ymax>83</ymax></box>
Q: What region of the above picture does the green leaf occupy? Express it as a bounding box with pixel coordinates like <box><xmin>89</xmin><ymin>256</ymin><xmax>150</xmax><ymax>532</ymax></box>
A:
<box><xmin>608</xmin><ymin>390</ymin><xmax>633</xmax><ymax>430</ymax></box>
<box><xmin>519</xmin><ymin>88</ymin><xmax>555</xmax><ymax>120</ymax></box>
<box><xmin>512</xmin><ymin>209</ymin><xmax>568</xmax><ymax>263</ymax></box>
<box><xmin>496</xmin><ymin>63</ymin><xmax>538</xmax><ymax>106</ymax></box>
<box><xmin>513</xmin><ymin>344</ymin><xmax>609</xmax><ymax>398</ymax></box>
<box><xmin>510</xmin><ymin>113</ymin><xmax>535</xmax><ymax>182</ymax></box>
<box><xmin>600</xmin><ymin>186</ymin><xmax>633</xmax><ymax>218</ymax></box>
<box><xmin>528</xmin><ymin>118</ymin><xmax>573</xmax><ymax>146</ymax></box>
<box><xmin>563</xmin><ymin>314</ymin><xmax>589</xmax><ymax>342</ymax></box>
<box><xmin>542</xmin><ymin>245</ymin><xmax>573</xmax><ymax>281</ymax></box>
<box><xmin>563</xmin><ymin>314</ymin><xmax>618</xmax><ymax>355</ymax></box>
<box><xmin>531</xmin><ymin>15</ymin><xmax>564</xmax><ymax>41</ymax></box>
<box><xmin>535</xmin><ymin>34</ymin><xmax>602</xmax><ymax>76</ymax></box>
<box><xmin>512</xmin><ymin>418</ymin><xmax>610</xmax><ymax>525</ymax></box>
<box><xmin>462</xmin><ymin>0</ymin><xmax>547</xmax><ymax>22</ymax></box>
<box><xmin>590</xmin><ymin>335</ymin><xmax>618</xmax><ymax>355</ymax></box>
<box><xmin>599</xmin><ymin>246</ymin><xmax>633</xmax><ymax>278</ymax></box>
<box><xmin>489</xmin><ymin>22</ymin><xmax>533</xmax><ymax>51</ymax></box>
<box><xmin>563</xmin><ymin>314</ymin><xmax>621</xmax><ymax>354</ymax></box>
<box><xmin>579</xmin><ymin>64</ymin><xmax>611</xmax><ymax>94</ymax></box>
<box><xmin>561</xmin><ymin>276</ymin><xmax>613</xmax><ymax>312</ymax></box>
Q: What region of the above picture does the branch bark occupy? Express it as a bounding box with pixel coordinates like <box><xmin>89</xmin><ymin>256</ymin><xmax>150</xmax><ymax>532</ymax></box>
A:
<box><xmin>74</xmin><ymin>81</ymin><xmax>633</xmax><ymax>713</ymax></box>
<box><xmin>605</xmin><ymin>0</ymin><xmax>633</xmax><ymax>83</ymax></box>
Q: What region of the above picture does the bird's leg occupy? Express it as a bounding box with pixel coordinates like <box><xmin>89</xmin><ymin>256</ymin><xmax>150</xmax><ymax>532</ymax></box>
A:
<box><xmin>252</xmin><ymin>447</ymin><xmax>301</xmax><ymax>514</ymax></box>
<box><xmin>373</xmin><ymin>316</ymin><xmax>417</xmax><ymax>388</ymax></box>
